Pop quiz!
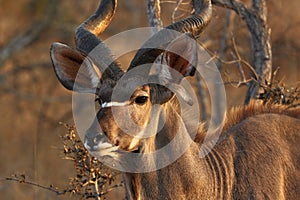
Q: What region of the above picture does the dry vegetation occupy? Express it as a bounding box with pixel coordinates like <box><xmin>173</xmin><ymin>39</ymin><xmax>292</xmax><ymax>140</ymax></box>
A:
<box><xmin>0</xmin><ymin>0</ymin><xmax>299</xmax><ymax>199</ymax></box>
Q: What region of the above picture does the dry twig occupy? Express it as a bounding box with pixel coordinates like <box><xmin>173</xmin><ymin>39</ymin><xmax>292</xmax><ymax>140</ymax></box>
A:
<box><xmin>2</xmin><ymin>123</ymin><xmax>123</xmax><ymax>199</ymax></box>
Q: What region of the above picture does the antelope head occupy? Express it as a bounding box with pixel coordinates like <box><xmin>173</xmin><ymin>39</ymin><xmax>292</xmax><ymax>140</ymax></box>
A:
<box><xmin>50</xmin><ymin>0</ymin><xmax>212</xmax><ymax>163</ymax></box>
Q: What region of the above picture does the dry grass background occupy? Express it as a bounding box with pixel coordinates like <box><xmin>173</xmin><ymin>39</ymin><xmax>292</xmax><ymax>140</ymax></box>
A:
<box><xmin>0</xmin><ymin>0</ymin><xmax>299</xmax><ymax>199</ymax></box>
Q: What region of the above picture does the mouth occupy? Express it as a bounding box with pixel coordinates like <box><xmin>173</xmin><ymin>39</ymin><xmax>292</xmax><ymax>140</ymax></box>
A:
<box><xmin>84</xmin><ymin>132</ymin><xmax>141</xmax><ymax>158</ymax></box>
<box><xmin>84</xmin><ymin>133</ymin><xmax>120</xmax><ymax>157</ymax></box>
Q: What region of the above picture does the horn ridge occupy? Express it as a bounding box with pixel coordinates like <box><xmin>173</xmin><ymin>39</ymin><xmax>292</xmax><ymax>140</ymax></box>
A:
<box><xmin>74</xmin><ymin>0</ymin><xmax>123</xmax><ymax>79</ymax></box>
<box><xmin>128</xmin><ymin>0</ymin><xmax>212</xmax><ymax>71</ymax></box>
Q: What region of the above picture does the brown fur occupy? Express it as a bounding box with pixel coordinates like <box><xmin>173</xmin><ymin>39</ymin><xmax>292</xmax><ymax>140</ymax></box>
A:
<box><xmin>51</xmin><ymin>38</ymin><xmax>300</xmax><ymax>199</ymax></box>
<box><xmin>195</xmin><ymin>100</ymin><xmax>300</xmax><ymax>144</ymax></box>
<box><xmin>224</xmin><ymin>101</ymin><xmax>300</xmax><ymax>131</ymax></box>
<box><xmin>122</xmin><ymin>100</ymin><xmax>300</xmax><ymax>199</ymax></box>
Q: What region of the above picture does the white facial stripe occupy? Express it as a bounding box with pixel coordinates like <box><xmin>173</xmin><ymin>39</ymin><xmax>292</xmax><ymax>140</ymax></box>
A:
<box><xmin>101</xmin><ymin>101</ymin><xmax>130</xmax><ymax>108</ymax></box>
<box><xmin>84</xmin><ymin>139</ymin><xmax>119</xmax><ymax>154</ymax></box>
<box><xmin>99</xmin><ymin>146</ymin><xmax>119</xmax><ymax>157</ymax></box>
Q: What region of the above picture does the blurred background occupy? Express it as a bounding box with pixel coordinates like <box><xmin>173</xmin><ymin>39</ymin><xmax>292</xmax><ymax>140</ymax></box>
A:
<box><xmin>0</xmin><ymin>0</ymin><xmax>299</xmax><ymax>199</ymax></box>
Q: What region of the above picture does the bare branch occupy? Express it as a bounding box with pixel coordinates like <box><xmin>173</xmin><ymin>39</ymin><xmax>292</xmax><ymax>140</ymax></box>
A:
<box><xmin>172</xmin><ymin>0</ymin><xmax>183</xmax><ymax>22</ymax></box>
<box><xmin>212</xmin><ymin>0</ymin><xmax>272</xmax><ymax>104</ymax></box>
<box><xmin>1</xmin><ymin>174</ymin><xmax>67</xmax><ymax>195</ymax></box>
<box><xmin>196</xmin><ymin>72</ymin><xmax>208</xmax><ymax>121</ymax></box>
<box><xmin>147</xmin><ymin>0</ymin><xmax>163</xmax><ymax>34</ymax></box>
<box><xmin>215</xmin><ymin>10</ymin><xmax>233</xmax><ymax>70</ymax></box>
<box><xmin>200</xmin><ymin>38</ymin><xmax>259</xmax><ymax>89</ymax></box>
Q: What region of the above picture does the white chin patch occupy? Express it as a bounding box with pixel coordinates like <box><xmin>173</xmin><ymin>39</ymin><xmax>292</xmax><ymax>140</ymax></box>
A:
<box><xmin>96</xmin><ymin>142</ymin><xmax>113</xmax><ymax>149</ymax></box>
<box><xmin>84</xmin><ymin>140</ymin><xmax>119</xmax><ymax>157</ymax></box>
<box><xmin>97</xmin><ymin>145</ymin><xmax>119</xmax><ymax>157</ymax></box>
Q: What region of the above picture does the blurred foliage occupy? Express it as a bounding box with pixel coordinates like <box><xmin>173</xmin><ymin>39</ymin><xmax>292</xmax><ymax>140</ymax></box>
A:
<box><xmin>258</xmin><ymin>68</ymin><xmax>300</xmax><ymax>106</ymax></box>
<box><xmin>60</xmin><ymin>123</ymin><xmax>123</xmax><ymax>199</ymax></box>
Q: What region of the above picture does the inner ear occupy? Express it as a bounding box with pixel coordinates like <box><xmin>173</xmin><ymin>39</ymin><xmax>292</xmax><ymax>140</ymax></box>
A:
<box><xmin>50</xmin><ymin>42</ymin><xmax>101</xmax><ymax>93</ymax></box>
<box><xmin>148</xmin><ymin>34</ymin><xmax>197</xmax><ymax>105</ymax></box>
<box><xmin>162</xmin><ymin>33</ymin><xmax>198</xmax><ymax>82</ymax></box>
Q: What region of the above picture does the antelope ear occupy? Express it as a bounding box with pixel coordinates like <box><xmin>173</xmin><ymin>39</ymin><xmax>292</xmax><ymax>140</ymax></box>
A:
<box><xmin>161</xmin><ymin>33</ymin><xmax>197</xmax><ymax>81</ymax></box>
<box><xmin>152</xmin><ymin>33</ymin><xmax>198</xmax><ymax>105</ymax></box>
<box><xmin>50</xmin><ymin>42</ymin><xmax>101</xmax><ymax>93</ymax></box>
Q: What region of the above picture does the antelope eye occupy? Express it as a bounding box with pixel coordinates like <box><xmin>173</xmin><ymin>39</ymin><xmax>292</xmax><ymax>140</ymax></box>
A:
<box><xmin>135</xmin><ymin>96</ymin><xmax>148</xmax><ymax>105</ymax></box>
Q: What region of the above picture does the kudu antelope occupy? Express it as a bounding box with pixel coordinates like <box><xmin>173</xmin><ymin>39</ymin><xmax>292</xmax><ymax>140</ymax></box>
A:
<box><xmin>50</xmin><ymin>0</ymin><xmax>300</xmax><ymax>199</ymax></box>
